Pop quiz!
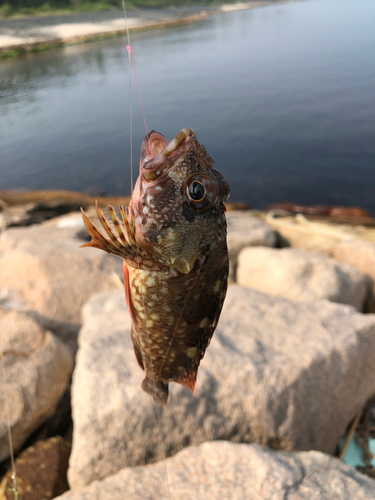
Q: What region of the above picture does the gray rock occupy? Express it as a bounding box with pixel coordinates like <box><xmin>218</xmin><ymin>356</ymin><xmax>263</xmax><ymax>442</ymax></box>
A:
<box><xmin>68</xmin><ymin>286</ymin><xmax>375</xmax><ymax>487</ymax></box>
<box><xmin>0</xmin><ymin>203</ymin><xmax>45</xmax><ymax>231</ymax></box>
<box><xmin>0</xmin><ymin>197</ymin><xmax>89</xmax><ymax>232</ymax></box>
<box><xmin>226</xmin><ymin>211</ymin><xmax>277</xmax><ymax>281</ymax></box>
<box><xmin>60</xmin><ymin>441</ymin><xmax>375</xmax><ymax>499</ymax></box>
<box><xmin>334</xmin><ymin>239</ymin><xmax>375</xmax><ymax>311</ymax></box>
<box><xmin>334</xmin><ymin>240</ymin><xmax>375</xmax><ymax>278</ymax></box>
<box><xmin>0</xmin><ymin>309</ymin><xmax>73</xmax><ymax>462</ymax></box>
<box><xmin>265</xmin><ymin>212</ymin><xmax>355</xmax><ymax>254</ymax></box>
<box><xmin>0</xmin><ymin>213</ymin><xmax>122</xmax><ymax>349</ymax></box>
<box><xmin>237</xmin><ymin>247</ymin><xmax>369</xmax><ymax>311</ymax></box>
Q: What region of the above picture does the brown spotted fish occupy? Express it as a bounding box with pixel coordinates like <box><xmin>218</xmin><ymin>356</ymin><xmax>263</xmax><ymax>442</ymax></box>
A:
<box><xmin>81</xmin><ymin>128</ymin><xmax>230</xmax><ymax>406</ymax></box>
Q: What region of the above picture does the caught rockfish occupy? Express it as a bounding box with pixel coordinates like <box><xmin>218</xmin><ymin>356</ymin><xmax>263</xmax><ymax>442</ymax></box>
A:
<box><xmin>81</xmin><ymin>128</ymin><xmax>230</xmax><ymax>406</ymax></box>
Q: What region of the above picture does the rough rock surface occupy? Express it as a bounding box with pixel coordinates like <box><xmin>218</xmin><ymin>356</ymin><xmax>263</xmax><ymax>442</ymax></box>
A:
<box><xmin>0</xmin><ymin>200</ymin><xmax>83</xmax><ymax>231</ymax></box>
<box><xmin>226</xmin><ymin>211</ymin><xmax>277</xmax><ymax>280</ymax></box>
<box><xmin>334</xmin><ymin>240</ymin><xmax>375</xmax><ymax>310</ymax></box>
<box><xmin>0</xmin><ymin>309</ymin><xmax>73</xmax><ymax>462</ymax></box>
<box><xmin>334</xmin><ymin>240</ymin><xmax>375</xmax><ymax>278</ymax></box>
<box><xmin>61</xmin><ymin>441</ymin><xmax>375</xmax><ymax>499</ymax></box>
<box><xmin>265</xmin><ymin>212</ymin><xmax>356</xmax><ymax>254</ymax></box>
<box><xmin>0</xmin><ymin>437</ymin><xmax>71</xmax><ymax>500</ymax></box>
<box><xmin>0</xmin><ymin>213</ymin><xmax>122</xmax><ymax>348</ymax></box>
<box><xmin>0</xmin><ymin>203</ymin><xmax>45</xmax><ymax>231</ymax></box>
<box><xmin>68</xmin><ymin>286</ymin><xmax>375</xmax><ymax>487</ymax></box>
<box><xmin>237</xmin><ymin>247</ymin><xmax>369</xmax><ymax>311</ymax></box>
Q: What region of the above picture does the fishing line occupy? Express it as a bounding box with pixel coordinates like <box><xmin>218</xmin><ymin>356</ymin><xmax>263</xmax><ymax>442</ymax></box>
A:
<box><xmin>121</xmin><ymin>0</ymin><xmax>133</xmax><ymax>193</ymax></box>
<box><xmin>126</xmin><ymin>45</ymin><xmax>152</xmax><ymax>155</ymax></box>
<box><xmin>121</xmin><ymin>3</ymin><xmax>171</xmax><ymax>497</ymax></box>
<box><xmin>1</xmin><ymin>336</ymin><xmax>18</xmax><ymax>498</ymax></box>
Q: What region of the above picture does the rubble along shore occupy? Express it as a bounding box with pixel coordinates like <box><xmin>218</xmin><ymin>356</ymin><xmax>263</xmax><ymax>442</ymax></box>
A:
<box><xmin>2</xmin><ymin>199</ymin><xmax>375</xmax><ymax>497</ymax></box>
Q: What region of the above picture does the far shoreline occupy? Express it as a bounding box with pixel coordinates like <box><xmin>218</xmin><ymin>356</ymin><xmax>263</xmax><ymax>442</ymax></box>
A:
<box><xmin>0</xmin><ymin>0</ymin><xmax>301</xmax><ymax>60</ymax></box>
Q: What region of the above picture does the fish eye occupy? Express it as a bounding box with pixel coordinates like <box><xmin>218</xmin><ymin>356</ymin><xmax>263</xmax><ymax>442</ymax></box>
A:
<box><xmin>185</xmin><ymin>173</ymin><xmax>219</xmax><ymax>211</ymax></box>
<box><xmin>189</xmin><ymin>181</ymin><xmax>206</xmax><ymax>202</ymax></box>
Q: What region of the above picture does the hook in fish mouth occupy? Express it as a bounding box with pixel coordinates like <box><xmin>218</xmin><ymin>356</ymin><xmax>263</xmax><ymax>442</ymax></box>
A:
<box><xmin>140</xmin><ymin>128</ymin><xmax>196</xmax><ymax>181</ymax></box>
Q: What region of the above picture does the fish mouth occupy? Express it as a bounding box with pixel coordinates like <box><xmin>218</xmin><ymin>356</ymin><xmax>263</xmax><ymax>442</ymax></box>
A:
<box><xmin>140</xmin><ymin>128</ymin><xmax>196</xmax><ymax>181</ymax></box>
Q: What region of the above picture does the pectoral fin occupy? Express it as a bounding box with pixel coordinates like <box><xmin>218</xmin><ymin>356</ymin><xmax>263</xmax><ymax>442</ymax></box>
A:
<box><xmin>81</xmin><ymin>202</ymin><xmax>166</xmax><ymax>271</ymax></box>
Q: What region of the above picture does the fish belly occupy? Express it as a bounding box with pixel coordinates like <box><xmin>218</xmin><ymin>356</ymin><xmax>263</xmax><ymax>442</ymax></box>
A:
<box><xmin>125</xmin><ymin>246</ymin><xmax>228</xmax><ymax>406</ymax></box>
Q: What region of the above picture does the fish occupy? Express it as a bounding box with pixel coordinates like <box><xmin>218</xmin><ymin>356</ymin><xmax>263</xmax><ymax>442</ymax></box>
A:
<box><xmin>81</xmin><ymin>128</ymin><xmax>230</xmax><ymax>406</ymax></box>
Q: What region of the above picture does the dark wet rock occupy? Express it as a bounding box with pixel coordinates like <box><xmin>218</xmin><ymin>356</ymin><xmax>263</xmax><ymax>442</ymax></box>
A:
<box><xmin>0</xmin><ymin>437</ymin><xmax>71</xmax><ymax>500</ymax></box>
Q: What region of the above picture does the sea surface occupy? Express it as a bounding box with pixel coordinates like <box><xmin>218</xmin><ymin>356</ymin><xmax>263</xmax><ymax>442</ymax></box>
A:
<box><xmin>1</xmin><ymin>0</ymin><xmax>375</xmax><ymax>213</ymax></box>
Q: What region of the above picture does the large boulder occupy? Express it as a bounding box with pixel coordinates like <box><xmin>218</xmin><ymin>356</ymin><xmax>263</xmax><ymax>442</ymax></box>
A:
<box><xmin>237</xmin><ymin>247</ymin><xmax>370</xmax><ymax>311</ymax></box>
<box><xmin>226</xmin><ymin>211</ymin><xmax>277</xmax><ymax>281</ymax></box>
<box><xmin>60</xmin><ymin>441</ymin><xmax>375</xmax><ymax>499</ymax></box>
<box><xmin>334</xmin><ymin>240</ymin><xmax>375</xmax><ymax>279</ymax></box>
<box><xmin>0</xmin><ymin>309</ymin><xmax>73</xmax><ymax>462</ymax></box>
<box><xmin>265</xmin><ymin>212</ymin><xmax>357</xmax><ymax>254</ymax></box>
<box><xmin>334</xmin><ymin>239</ymin><xmax>375</xmax><ymax>311</ymax></box>
<box><xmin>68</xmin><ymin>286</ymin><xmax>375</xmax><ymax>487</ymax></box>
<box><xmin>0</xmin><ymin>213</ymin><xmax>122</xmax><ymax>349</ymax></box>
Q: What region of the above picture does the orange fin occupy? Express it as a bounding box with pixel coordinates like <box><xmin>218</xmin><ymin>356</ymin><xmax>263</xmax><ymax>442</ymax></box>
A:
<box><xmin>80</xmin><ymin>203</ymin><xmax>137</xmax><ymax>258</ymax></box>
<box><xmin>123</xmin><ymin>262</ymin><xmax>137</xmax><ymax>325</ymax></box>
<box><xmin>80</xmin><ymin>202</ymin><xmax>163</xmax><ymax>271</ymax></box>
<box><xmin>177</xmin><ymin>371</ymin><xmax>197</xmax><ymax>395</ymax></box>
<box><xmin>131</xmin><ymin>332</ymin><xmax>144</xmax><ymax>371</ymax></box>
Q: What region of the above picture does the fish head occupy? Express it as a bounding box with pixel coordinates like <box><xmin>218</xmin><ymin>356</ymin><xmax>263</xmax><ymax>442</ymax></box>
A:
<box><xmin>130</xmin><ymin>128</ymin><xmax>230</xmax><ymax>274</ymax></box>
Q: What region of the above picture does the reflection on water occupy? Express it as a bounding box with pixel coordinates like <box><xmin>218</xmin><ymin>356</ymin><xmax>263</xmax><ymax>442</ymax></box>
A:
<box><xmin>0</xmin><ymin>44</ymin><xmax>120</xmax><ymax>109</ymax></box>
<box><xmin>1</xmin><ymin>0</ymin><xmax>375</xmax><ymax>212</ymax></box>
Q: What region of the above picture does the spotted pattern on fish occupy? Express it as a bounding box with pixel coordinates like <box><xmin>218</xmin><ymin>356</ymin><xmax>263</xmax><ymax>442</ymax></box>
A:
<box><xmin>81</xmin><ymin>128</ymin><xmax>230</xmax><ymax>406</ymax></box>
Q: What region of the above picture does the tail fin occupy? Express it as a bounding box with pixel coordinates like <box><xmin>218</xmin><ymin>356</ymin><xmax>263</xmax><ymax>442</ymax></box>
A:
<box><xmin>141</xmin><ymin>377</ymin><xmax>169</xmax><ymax>407</ymax></box>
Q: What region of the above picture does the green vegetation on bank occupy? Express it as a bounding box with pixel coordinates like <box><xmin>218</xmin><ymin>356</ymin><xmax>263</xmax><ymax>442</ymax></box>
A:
<box><xmin>0</xmin><ymin>0</ymin><xmax>118</xmax><ymax>17</ymax></box>
<box><xmin>0</xmin><ymin>0</ymin><xmax>230</xmax><ymax>18</ymax></box>
<box><xmin>0</xmin><ymin>42</ymin><xmax>64</xmax><ymax>59</ymax></box>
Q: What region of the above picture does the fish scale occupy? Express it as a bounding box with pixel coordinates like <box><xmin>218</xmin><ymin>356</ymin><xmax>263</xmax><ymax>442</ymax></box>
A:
<box><xmin>81</xmin><ymin>128</ymin><xmax>230</xmax><ymax>406</ymax></box>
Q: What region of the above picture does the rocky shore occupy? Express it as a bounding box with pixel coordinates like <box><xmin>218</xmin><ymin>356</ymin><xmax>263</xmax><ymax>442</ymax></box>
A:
<box><xmin>1</xmin><ymin>190</ymin><xmax>375</xmax><ymax>498</ymax></box>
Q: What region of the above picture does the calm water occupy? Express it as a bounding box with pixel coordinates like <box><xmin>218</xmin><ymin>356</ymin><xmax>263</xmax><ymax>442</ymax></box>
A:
<box><xmin>1</xmin><ymin>0</ymin><xmax>375</xmax><ymax>212</ymax></box>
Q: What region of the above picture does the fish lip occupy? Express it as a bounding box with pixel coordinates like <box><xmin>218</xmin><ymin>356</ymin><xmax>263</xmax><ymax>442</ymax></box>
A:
<box><xmin>141</xmin><ymin>128</ymin><xmax>196</xmax><ymax>181</ymax></box>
